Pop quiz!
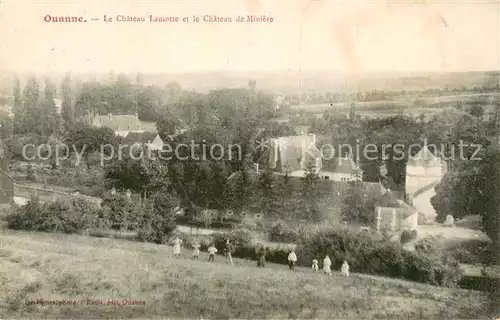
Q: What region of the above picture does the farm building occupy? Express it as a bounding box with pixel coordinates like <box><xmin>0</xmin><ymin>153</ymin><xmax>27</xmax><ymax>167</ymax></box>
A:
<box><xmin>268</xmin><ymin>134</ymin><xmax>322</xmax><ymax>177</ymax></box>
<box><xmin>374</xmin><ymin>189</ymin><xmax>418</xmax><ymax>233</ymax></box>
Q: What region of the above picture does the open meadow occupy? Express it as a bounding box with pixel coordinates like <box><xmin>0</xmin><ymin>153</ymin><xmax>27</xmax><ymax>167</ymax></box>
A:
<box><xmin>288</xmin><ymin>92</ymin><xmax>500</xmax><ymax>118</ymax></box>
<box><xmin>0</xmin><ymin>230</ymin><xmax>491</xmax><ymax>319</ymax></box>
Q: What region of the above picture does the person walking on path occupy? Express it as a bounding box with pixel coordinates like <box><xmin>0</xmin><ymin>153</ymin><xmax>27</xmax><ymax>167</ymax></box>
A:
<box><xmin>172</xmin><ymin>237</ymin><xmax>183</xmax><ymax>257</ymax></box>
<box><xmin>288</xmin><ymin>249</ymin><xmax>297</xmax><ymax>270</ymax></box>
<box><xmin>207</xmin><ymin>244</ymin><xmax>217</xmax><ymax>262</ymax></box>
<box><xmin>224</xmin><ymin>239</ymin><xmax>234</xmax><ymax>265</ymax></box>
<box><xmin>323</xmin><ymin>255</ymin><xmax>332</xmax><ymax>275</ymax></box>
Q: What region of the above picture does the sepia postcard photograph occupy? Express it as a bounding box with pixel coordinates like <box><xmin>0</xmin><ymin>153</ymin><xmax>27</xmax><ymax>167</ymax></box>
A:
<box><xmin>0</xmin><ymin>0</ymin><xmax>499</xmax><ymax>319</ymax></box>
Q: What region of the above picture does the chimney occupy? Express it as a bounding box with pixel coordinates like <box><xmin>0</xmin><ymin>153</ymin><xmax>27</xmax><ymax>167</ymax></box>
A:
<box><xmin>125</xmin><ymin>189</ymin><xmax>131</xmax><ymax>201</ymax></box>
<box><xmin>254</xmin><ymin>163</ymin><xmax>259</xmax><ymax>174</ymax></box>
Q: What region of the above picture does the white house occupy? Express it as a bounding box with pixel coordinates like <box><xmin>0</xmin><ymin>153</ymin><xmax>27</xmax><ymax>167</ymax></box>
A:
<box><xmin>88</xmin><ymin>112</ymin><xmax>144</xmax><ymax>137</ymax></box>
<box><xmin>268</xmin><ymin>134</ymin><xmax>322</xmax><ymax>177</ymax></box>
<box><xmin>375</xmin><ymin>190</ymin><xmax>419</xmax><ymax>233</ymax></box>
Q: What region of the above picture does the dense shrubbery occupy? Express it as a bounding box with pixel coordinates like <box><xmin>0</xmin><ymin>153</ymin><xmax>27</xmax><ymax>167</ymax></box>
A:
<box><xmin>135</xmin><ymin>193</ymin><xmax>177</xmax><ymax>244</ymax></box>
<box><xmin>6</xmin><ymin>197</ymin><xmax>101</xmax><ymax>233</ymax></box>
<box><xmin>5</xmin><ymin>192</ymin><xmax>178</xmax><ymax>244</ymax></box>
<box><xmin>294</xmin><ymin>228</ymin><xmax>462</xmax><ymax>287</ymax></box>
<box><xmin>212</xmin><ymin>228</ymin><xmax>254</xmax><ymax>255</ymax></box>
<box><xmin>209</xmin><ymin>228</ymin><xmax>289</xmax><ymax>263</ymax></box>
<box><xmin>400</xmin><ymin>230</ymin><xmax>418</xmax><ymax>244</ymax></box>
<box><xmin>270</xmin><ymin>221</ymin><xmax>298</xmax><ymax>243</ymax></box>
<box><xmin>447</xmin><ymin>239</ymin><xmax>493</xmax><ymax>265</ymax></box>
<box><xmin>100</xmin><ymin>194</ymin><xmax>144</xmax><ymax>230</ymax></box>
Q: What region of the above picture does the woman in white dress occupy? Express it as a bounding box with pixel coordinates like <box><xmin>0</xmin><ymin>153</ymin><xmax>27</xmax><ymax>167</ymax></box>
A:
<box><xmin>172</xmin><ymin>237</ymin><xmax>183</xmax><ymax>256</ymax></box>
<box><xmin>323</xmin><ymin>255</ymin><xmax>332</xmax><ymax>275</ymax></box>
<box><xmin>341</xmin><ymin>261</ymin><xmax>350</xmax><ymax>277</ymax></box>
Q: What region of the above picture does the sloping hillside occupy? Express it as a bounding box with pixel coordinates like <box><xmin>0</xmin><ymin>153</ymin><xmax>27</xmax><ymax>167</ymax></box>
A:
<box><xmin>0</xmin><ymin>230</ymin><xmax>489</xmax><ymax>319</ymax></box>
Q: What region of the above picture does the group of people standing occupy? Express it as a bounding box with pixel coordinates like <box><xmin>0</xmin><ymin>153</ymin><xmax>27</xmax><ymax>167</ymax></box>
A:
<box><xmin>170</xmin><ymin>237</ymin><xmax>349</xmax><ymax>277</ymax></box>
<box><xmin>171</xmin><ymin>237</ymin><xmax>233</xmax><ymax>264</ymax></box>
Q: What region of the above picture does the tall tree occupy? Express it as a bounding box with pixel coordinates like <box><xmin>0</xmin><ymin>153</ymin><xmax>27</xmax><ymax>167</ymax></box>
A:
<box><xmin>39</xmin><ymin>79</ymin><xmax>60</xmax><ymax>136</ymax></box>
<box><xmin>0</xmin><ymin>111</ymin><xmax>13</xmax><ymax>140</ymax></box>
<box><xmin>225</xmin><ymin>171</ymin><xmax>251</xmax><ymax>215</ymax></box>
<box><xmin>256</xmin><ymin>168</ymin><xmax>280</xmax><ymax>219</ymax></box>
<box><xmin>190</xmin><ymin>162</ymin><xmax>214</xmax><ymax>209</ymax></box>
<box><xmin>19</xmin><ymin>77</ymin><xmax>41</xmax><ymax>135</ymax></box>
<box><xmin>431</xmin><ymin>143</ymin><xmax>499</xmax><ymax>262</ymax></box>
<box><xmin>299</xmin><ymin>162</ymin><xmax>322</xmax><ymax>221</ymax></box>
<box><xmin>12</xmin><ymin>77</ymin><xmax>23</xmax><ymax>133</ymax></box>
<box><xmin>60</xmin><ymin>73</ymin><xmax>74</xmax><ymax>124</ymax></box>
<box><xmin>136</xmin><ymin>87</ymin><xmax>160</xmax><ymax>122</ymax></box>
<box><xmin>278</xmin><ymin>166</ymin><xmax>295</xmax><ymax>218</ymax></box>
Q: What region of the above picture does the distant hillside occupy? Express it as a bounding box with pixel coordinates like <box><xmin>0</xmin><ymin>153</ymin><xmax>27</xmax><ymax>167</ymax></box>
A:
<box><xmin>0</xmin><ymin>70</ymin><xmax>498</xmax><ymax>95</ymax></box>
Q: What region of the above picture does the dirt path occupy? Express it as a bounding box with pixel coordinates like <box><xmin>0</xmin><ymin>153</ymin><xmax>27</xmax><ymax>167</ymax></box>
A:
<box><xmin>412</xmin><ymin>185</ymin><xmax>490</xmax><ymax>242</ymax></box>
<box><xmin>413</xmin><ymin>187</ymin><xmax>438</xmax><ymax>221</ymax></box>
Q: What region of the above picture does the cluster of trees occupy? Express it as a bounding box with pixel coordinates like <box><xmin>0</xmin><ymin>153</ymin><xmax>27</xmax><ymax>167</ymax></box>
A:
<box><xmin>431</xmin><ymin>133</ymin><xmax>499</xmax><ymax>262</ymax></box>
<box><xmin>73</xmin><ymin>74</ymin><xmax>185</xmax><ymax>122</ymax></box>
<box><xmin>3</xmin><ymin>73</ymin><xmax>190</xmax><ymax>137</ymax></box>
<box><xmin>104</xmin><ymin>85</ymin><xmax>325</xmax><ymax>224</ymax></box>
<box><xmin>12</xmin><ymin>78</ymin><xmax>61</xmax><ymax>137</ymax></box>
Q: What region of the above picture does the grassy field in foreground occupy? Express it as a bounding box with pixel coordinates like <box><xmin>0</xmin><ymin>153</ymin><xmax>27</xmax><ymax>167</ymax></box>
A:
<box><xmin>0</xmin><ymin>230</ymin><xmax>491</xmax><ymax>319</ymax></box>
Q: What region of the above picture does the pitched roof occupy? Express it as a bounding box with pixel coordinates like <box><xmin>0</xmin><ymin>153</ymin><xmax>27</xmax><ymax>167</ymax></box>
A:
<box><xmin>93</xmin><ymin>114</ymin><xmax>141</xmax><ymax>131</ymax></box>
<box><xmin>396</xmin><ymin>200</ymin><xmax>417</xmax><ymax>219</ymax></box>
<box><xmin>375</xmin><ymin>190</ymin><xmax>416</xmax><ymax>219</ymax></box>
<box><xmin>147</xmin><ymin>135</ymin><xmax>165</xmax><ymax>150</ymax></box>
<box><xmin>123</xmin><ymin>131</ymin><xmax>158</xmax><ymax>144</ymax></box>
<box><xmin>376</xmin><ymin>201</ymin><xmax>416</xmax><ymax>223</ymax></box>
<box><xmin>321</xmin><ymin>157</ymin><xmax>362</xmax><ymax>174</ymax></box>
<box><xmin>376</xmin><ymin>190</ymin><xmax>401</xmax><ymax>207</ymax></box>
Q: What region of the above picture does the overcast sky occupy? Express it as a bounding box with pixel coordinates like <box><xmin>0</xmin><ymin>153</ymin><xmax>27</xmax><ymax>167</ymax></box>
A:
<box><xmin>0</xmin><ymin>0</ymin><xmax>498</xmax><ymax>74</ymax></box>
